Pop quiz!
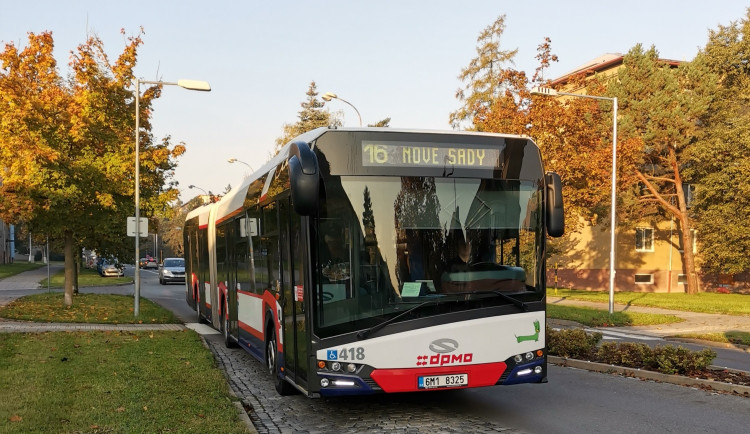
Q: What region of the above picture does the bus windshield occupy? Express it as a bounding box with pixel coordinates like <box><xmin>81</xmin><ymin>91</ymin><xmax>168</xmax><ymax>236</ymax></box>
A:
<box><xmin>314</xmin><ymin>175</ymin><xmax>543</xmax><ymax>338</ymax></box>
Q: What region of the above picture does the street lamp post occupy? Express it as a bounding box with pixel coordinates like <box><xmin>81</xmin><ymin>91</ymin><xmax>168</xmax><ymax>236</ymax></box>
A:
<box><xmin>531</xmin><ymin>86</ymin><xmax>618</xmax><ymax>314</ymax></box>
<box><xmin>321</xmin><ymin>92</ymin><xmax>362</xmax><ymax>126</ymax></box>
<box><xmin>134</xmin><ymin>78</ymin><xmax>210</xmax><ymax>317</ymax></box>
<box><xmin>227</xmin><ymin>157</ymin><xmax>254</xmax><ymax>171</ymax></box>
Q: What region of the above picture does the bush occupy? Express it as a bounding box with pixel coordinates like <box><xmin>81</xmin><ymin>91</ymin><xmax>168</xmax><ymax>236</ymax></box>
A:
<box><xmin>651</xmin><ymin>346</ymin><xmax>716</xmax><ymax>375</ymax></box>
<box><xmin>595</xmin><ymin>342</ymin><xmax>655</xmax><ymax>369</ymax></box>
<box><xmin>547</xmin><ymin>327</ymin><xmax>602</xmax><ymax>359</ymax></box>
<box><xmin>549</xmin><ymin>328</ymin><xmax>717</xmax><ymax>376</ymax></box>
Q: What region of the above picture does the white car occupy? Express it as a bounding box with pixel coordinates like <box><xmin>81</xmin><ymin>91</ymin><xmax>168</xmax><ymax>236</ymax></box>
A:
<box><xmin>159</xmin><ymin>258</ymin><xmax>185</xmax><ymax>285</ymax></box>
<box><xmin>100</xmin><ymin>260</ymin><xmax>124</xmax><ymax>277</ymax></box>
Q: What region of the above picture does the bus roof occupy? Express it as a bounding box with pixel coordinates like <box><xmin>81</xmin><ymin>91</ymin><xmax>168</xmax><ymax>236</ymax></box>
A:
<box><xmin>201</xmin><ymin>127</ymin><xmax>538</xmax><ymax>224</ymax></box>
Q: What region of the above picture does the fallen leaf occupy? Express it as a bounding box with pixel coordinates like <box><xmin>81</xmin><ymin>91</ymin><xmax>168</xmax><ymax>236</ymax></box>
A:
<box><xmin>10</xmin><ymin>415</ymin><xmax>22</xmax><ymax>422</ymax></box>
<box><xmin>143</xmin><ymin>406</ymin><xmax>148</xmax><ymax>411</ymax></box>
<box><xmin>116</xmin><ymin>407</ymin><xmax>125</xmax><ymax>413</ymax></box>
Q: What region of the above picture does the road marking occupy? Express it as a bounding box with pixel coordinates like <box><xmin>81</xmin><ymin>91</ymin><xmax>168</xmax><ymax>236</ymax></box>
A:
<box><xmin>185</xmin><ymin>323</ymin><xmax>220</xmax><ymax>335</ymax></box>
<box><xmin>587</xmin><ymin>328</ymin><xmax>663</xmax><ymax>341</ymax></box>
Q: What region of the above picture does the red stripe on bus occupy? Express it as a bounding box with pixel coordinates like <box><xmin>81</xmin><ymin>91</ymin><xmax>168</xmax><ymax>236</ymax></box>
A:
<box><xmin>238</xmin><ymin>320</ymin><xmax>264</xmax><ymax>340</ymax></box>
<box><xmin>370</xmin><ymin>362</ymin><xmax>507</xmax><ymax>393</ymax></box>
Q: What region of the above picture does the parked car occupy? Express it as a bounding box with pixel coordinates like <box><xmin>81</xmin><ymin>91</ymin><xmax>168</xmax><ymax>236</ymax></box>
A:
<box><xmin>99</xmin><ymin>260</ymin><xmax>124</xmax><ymax>277</ymax></box>
<box><xmin>159</xmin><ymin>257</ymin><xmax>185</xmax><ymax>285</ymax></box>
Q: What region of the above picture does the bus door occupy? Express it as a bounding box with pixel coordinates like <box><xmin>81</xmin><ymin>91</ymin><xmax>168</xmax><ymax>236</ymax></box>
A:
<box><xmin>280</xmin><ymin>197</ymin><xmax>308</xmax><ymax>389</ymax></box>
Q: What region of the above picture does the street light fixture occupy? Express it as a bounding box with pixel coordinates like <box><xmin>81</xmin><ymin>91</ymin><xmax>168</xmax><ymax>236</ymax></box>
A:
<box><xmin>321</xmin><ymin>92</ymin><xmax>363</xmax><ymax>126</ymax></box>
<box><xmin>227</xmin><ymin>157</ymin><xmax>254</xmax><ymax>171</ymax></box>
<box><xmin>530</xmin><ymin>86</ymin><xmax>618</xmax><ymax>314</ymax></box>
<box><xmin>134</xmin><ymin>78</ymin><xmax>210</xmax><ymax>317</ymax></box>
<box><xmin>187</xmin><ymin>184</ymin><xmax>208</xmax><ymax>195</ymax></box>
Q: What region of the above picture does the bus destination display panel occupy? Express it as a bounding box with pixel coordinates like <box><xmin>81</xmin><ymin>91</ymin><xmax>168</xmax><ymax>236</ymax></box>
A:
<box><xmin>361</xmin><ymin>141</ymin><xmax>502</xmax><ymax>169</ymax></box>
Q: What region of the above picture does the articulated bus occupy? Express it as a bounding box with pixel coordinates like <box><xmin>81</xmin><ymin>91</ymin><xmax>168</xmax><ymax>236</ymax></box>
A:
<box><xmin>183</xmin><ymin>127</ymin><xmax>564</xmax><ymax>397</ymax></box>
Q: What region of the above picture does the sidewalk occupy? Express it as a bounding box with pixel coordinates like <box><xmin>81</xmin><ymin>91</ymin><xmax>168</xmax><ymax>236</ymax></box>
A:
<box><xmin>0</xmin><ymin>264</ymin><xmax>182</xmax><ymax>333</ymax></box>
<box><xmin>0</xmin><ymin>263</ymin><xmax>63</xmax><ymax>290</ymax></box>
<box><xmin>548</xmin><ymin>296</ymin><xmax>750</xmax><ymax>336</ymax></box>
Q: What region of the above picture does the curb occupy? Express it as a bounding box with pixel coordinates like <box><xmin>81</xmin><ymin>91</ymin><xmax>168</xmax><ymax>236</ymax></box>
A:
<box><xmin>665</xmin><ymin>337</ymin><xmax>750</xmax><ymax>353</ymax></box>
<box><xmin>549</xmin><ymin>356</ymin><xmax>750</xmax><ymax>397</ymax></box>
<box><xmin>199</xmin><ymin>335</ymin><xmax>259</xmax><ymax>434</ymax></box>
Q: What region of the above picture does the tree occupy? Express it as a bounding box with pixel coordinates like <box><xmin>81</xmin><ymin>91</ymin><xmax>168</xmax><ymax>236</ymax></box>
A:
<box><xmin>274</xmin><ymin>81</ymin><xmax>341</xmax><ymax>154</ymax></box>
<box><xmin>608</xmin><ymin>45</ymin><xmax>714</xmax><ymax>294</ymax></box>
<box><xmin>452</xmin><ymin>17</ymin><xmax>625</xmax><ymax>228</ymax></box>
<box><xmin>450</xmin><ymin>15</ymin><xmax>518</xmax><ymax>130</ymax></box>
<box><xmin>0</xmin><ymin>30</ymin><xmax>184</xmax><ymax>306</ymax></box>
<box><xmin>686</xmin><ymin>11</ymin><xmax>750</xmax><ymax>275</ymax></box>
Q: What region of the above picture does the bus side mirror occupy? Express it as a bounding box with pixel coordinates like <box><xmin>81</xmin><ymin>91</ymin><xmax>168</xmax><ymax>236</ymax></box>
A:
<box><xmin>289</xmin><ymin>141</ymin><xmax>319</xmax><ymax>216</ymax></box>
<box><xmin>546</xmin><ymin>172</ymin><xmax>565</xmax><ymax>237</ymax></box>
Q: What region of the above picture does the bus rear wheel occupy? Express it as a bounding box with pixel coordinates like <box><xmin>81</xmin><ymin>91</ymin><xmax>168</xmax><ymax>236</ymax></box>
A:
<box><xmin>222</xmin><ymin>303</ymin><xmax>236</xmax><ymax>348</ymax></box>
<box><xmin>266</xmin><ymin>326</ymin><xmax>294</xmax><ymax>395</ymax></box>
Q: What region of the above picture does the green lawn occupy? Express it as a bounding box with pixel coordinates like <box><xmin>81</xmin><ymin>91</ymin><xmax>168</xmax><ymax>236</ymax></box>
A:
<box><xmin>672</xmin><ymin>331</ymin><xmax>750</xmax><ymax>347</ymax></box>
<box><xmin>547</xmin><ymin>304</ymin><xmax>683</xmax><ymax>327</ymax></box>
<box><xmin>549</xmin><ymin>288</ymin><xmax>750</xmax><ymax>316</ymax></box>
<box><xmin>0</xmin><ymin>262</ymin><xmax>44</xmax><ymax>279</ymax></box>
<box><xmin>0</xmin><ymin>331</ymin><xmax>248</xmax><ymax>433</ymax></box>
<box><xmin>41</xmin><ymin>266</ymin><xmax>133</xmax><ymax>288</ymax></box>
<box><xmin>0</xmin><ymin>293</ymin><xmax>248</xmax><ymax>432</ymax></box>
<box><xmin>0</xmin><ymin>293</ymin><xmax>179</xmax><ymax>324</ymax></box>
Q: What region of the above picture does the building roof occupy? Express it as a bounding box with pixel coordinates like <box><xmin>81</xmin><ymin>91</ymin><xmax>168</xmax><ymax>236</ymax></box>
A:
<box><xmin>550</xmin><ymin>53</ymin><xmax>681</xmax><ymax>86</ymax></box>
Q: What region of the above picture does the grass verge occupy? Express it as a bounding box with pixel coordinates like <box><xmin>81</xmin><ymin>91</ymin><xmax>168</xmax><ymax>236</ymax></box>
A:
<box><xmin>549</xmin><ymin>288</ymin><xmax>750</xmax><ymax>316</ymax></box>
<box><xmin>547</xmin><ymin>304</ymin><xmax>683</xmax><ymax>327</ymax></box>
<box><xmin>672</xmin><ymin>331</ymin><xmax>750</xmax><ymax>347</ymax></box>
<box><xmin>0</xmin><ymin>331</ymin><xmax>248</xmax><ymax>433</ymax></box>
<box><xmin>0</xmin><ymin>262</ymin><xmax>44</xmax><ymax>279</ymax></box>
<box><xmin>0</xmin><ymin>293</ymin><xmax>180</xmax><ymax>324</ymax></box>
<box><xmin>41</xmin><ymin>266</ymin><xmax>132</xmax><ymax>288</ymax></box>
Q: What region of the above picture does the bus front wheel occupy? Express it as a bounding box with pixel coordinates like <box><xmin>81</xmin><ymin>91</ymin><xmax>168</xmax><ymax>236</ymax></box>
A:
<box><xmin>266</xmin><ymin>325</ymin><xmax>294</xmax><ymax>395</ymax></box>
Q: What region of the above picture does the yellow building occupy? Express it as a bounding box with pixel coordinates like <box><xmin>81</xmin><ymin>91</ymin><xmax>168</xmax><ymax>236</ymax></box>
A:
<box><xmin>546</xmin><ymin>54</ymin><xmax>698</xmax><ymax>293</ymax></box>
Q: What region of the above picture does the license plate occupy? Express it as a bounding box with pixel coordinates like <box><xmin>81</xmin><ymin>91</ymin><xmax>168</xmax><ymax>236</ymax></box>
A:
<box><xmin>418</xmin><ymin>373</ymin><xmax>468</xmax><ymax>389</ymax></box>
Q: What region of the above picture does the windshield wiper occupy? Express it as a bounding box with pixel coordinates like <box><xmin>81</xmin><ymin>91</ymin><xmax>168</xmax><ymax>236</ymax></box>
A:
<box><xmin>357</xmin><ymin>300</ymin><xmax>439</xmax><ymax>340</ymax></box>
<box><xmin>448</xmin><ymin>291</ymin><xmax>530</xmax><ymax>312</ymax></box>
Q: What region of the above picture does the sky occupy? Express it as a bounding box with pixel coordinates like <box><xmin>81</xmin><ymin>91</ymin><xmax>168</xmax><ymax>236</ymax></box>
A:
<box><xmin>2</xmin><ymin>1</ymin><xmax>748</xmax><ymax>201</ymax></box>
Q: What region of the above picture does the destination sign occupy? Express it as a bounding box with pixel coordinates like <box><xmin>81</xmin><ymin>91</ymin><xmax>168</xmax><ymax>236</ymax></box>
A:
<box><xmin>361</xmin><ymin>141</ymin><xmax>501</xmax><ymax>169</ymax></box>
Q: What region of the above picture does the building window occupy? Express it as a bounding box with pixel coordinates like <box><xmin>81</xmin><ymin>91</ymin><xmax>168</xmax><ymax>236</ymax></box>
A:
<box><xmin>678</xmin><ymin>229</ymin><xmax>698</xmax><ymax>254</ymax></box>
<box><xmin>677</xmin><ymin>274</ymin><xmax>687</xmax><ymax>284</ymax></box>
<box><xmin>635</xmin><ymin>227</ymin><xmax>654</xmax><ymax>252</ymax></box>
<box><xmin>635</xmin><ymin>274</ymin><xmax>653</xmax><ymax>284</ymax></box>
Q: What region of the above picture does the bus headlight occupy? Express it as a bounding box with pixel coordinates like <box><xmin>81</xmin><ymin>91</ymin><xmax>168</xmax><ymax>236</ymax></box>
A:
<box><xmin>330</xmin><ymin>362</ymin><xmax>341</xmax><ymax>371</ymax></box>
<box><xmin>346</xmin><ymin>363</ymin><xmax>357</xmax><ymax>373</ymax></box>
<box><xmin>320</xmin><ymin>378</ymin><xmax>330</xmax><ymax>387</ymax></box>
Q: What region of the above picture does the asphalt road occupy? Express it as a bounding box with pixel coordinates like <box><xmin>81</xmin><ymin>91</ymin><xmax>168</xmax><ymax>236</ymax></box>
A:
<box><xmin>5</xmin><ymin>267</ymin><xmax>747</xmax><ymax>432</ymax></box>
<box><xmin>132</xmin><ymin>269</ymin><xmax>750</xmax><ymax>433</ymax></box>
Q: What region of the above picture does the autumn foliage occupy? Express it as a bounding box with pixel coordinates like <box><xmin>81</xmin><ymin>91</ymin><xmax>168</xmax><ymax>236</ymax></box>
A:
<box><xmin>0</xmin><ymin>30</ymin><xmax>184</xmax><ymax>305</ymax></box>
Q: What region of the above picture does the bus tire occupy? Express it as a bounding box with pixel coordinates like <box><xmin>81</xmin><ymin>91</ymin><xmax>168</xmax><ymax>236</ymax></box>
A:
<box><xmin>222</xmin><ymin>300</ymin><xmax>236</xmax><ymax>348</ymax></box>
<box><xmin>196</xmin><ymin>300</ymin><xmax>205</xmax><ymax>324</ymax></box>
<box><xmin>266</xmin><ymin>323</ymin><xmax>294</xmax><ymax>396</ymax></box>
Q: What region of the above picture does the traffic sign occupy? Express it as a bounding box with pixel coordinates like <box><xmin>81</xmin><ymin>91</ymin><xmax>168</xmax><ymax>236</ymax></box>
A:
<box><xmin>127</xmin><ymin>217</ymin><xmax>148</xmax><ymax>237</ymax></box>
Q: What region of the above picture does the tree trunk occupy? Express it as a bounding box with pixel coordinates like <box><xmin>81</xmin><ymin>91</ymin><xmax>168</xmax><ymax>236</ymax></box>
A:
<box><xmin>73</xmin><ymin>246</ymin><xmax>79</xmax><ymax>295</ymax></box>
<box><xmin>63</xmin><ymin>230</ymin><xmax>75</xmax><ymax>307</ymax></box>
<box><xmin>672</xmin><ymin>151</ymin><xmax>699</xmax><ymax>295</ymax></box>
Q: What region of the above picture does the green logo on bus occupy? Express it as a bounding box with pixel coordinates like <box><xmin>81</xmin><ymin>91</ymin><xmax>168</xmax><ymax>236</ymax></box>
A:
<box><xmin>516</xmin><ymin>320</ymin><xmax>541</xmax><ymax>343</ymax></box>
